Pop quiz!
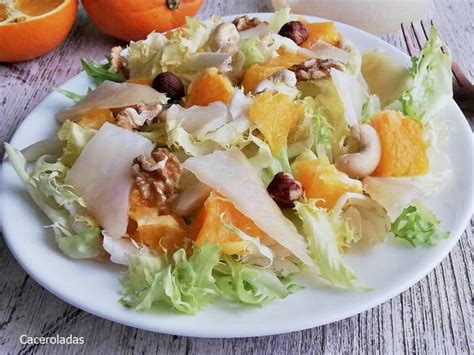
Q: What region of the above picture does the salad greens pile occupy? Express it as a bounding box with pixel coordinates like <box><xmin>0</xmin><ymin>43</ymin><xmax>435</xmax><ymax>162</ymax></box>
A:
<box><xmin>5</xmin><ymin>8</ymin><xmax>452</xmax><ymax>315</ymax></box>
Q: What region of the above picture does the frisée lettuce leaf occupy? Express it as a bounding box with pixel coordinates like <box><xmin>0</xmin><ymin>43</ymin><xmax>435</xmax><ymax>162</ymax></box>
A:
<box><xmin>125</xmin><ymin>17</ymin><xmax>222</xmax><ymax>79</ymax></box>
<box><xmin>57</xmin><ymin>120</ymin><xmax>97</xmax><ymax>167</ymax></box>
<box><xmin>240</xmin><ymin>38</ymin><xmax>266</xmax><ymax>68</ymax></box>
<box><xmin>126</xmin><ymin>32</ymin><xmax>169</xmax><ymax>78</ymax></box>
<box><xmin>120</xmin><ymin>243</ymin><xmax>301</xmax><ymax>314</ymax></box>
<box><xmin>399</xmin><ymin>28</ymin><xmax>452</xmax><ymax>121</ymax></box>
<box><xmin>390</xmin><ymin>202</ymin><xmax>449</xmax><ymax>247</ymax></box>
<box><xmin>294</xmin><ymin>200</ymin><xmax>360</xmax><ymax>289</ymax></box>
<box><xmin>298</xmin><ymin>79</ymin><xmax>350</xmax><ymax>158</ymax></box>
<box><xmin>4</xmin><ymin>144</ymin><xmax>101</xmax><ymax>259</ymax></box>
<box><xmin>120</xmin><ymin>243</ymin><xmax>221</xmax><ymax>314</ymax></box>
<box><xmin>214</xmin><ymin>255</ymin><xmax>302</xmax><ymax>305</ymax></box>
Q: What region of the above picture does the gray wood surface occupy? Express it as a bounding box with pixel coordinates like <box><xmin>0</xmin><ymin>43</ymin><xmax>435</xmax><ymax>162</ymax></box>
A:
<box><xmin>0</xmin><ymin>0</ymin><xmax>472</xmax><ymax>354</ymax></box>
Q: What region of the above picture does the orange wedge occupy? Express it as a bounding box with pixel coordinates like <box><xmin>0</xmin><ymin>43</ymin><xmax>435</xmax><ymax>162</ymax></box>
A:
<box><xmin>0</xmin><ymin>0</ymin><xmax>77</xmax><ymax>62</ymax></box>
<box><xmin>301</xmin><ymin>22</ymin><xmax>341</xmax><ymax>48</ymax></box>
<box><xmin>185</xmin><ymin>68</ymin><xmax>234</xmax><ymax>107</ymax></box>
<box><xmin>128</xmin><ymin>188</ymin><xmax>187</xmax><ymax>254</ymax></box>
<box><xmin>77</xmin><ymin>108</ymin><xmax>115</xmax><ymax>130</ymax></box>
<box><xmin>249</xmin><ymin>91</ymin><xmax>304</xmax><ymax>155</ymax></box>
<box><xmin>370</xmin><ymin>111</ymin><xmax>429</xmax><ymax>177</ymax></box>
<box><xmin>293</xmin><ymin>156</ymin><xmax>362</xmax><ymax>210</ymax></box>
<box><xmin>194</xmin><ymin>191</ymin><xmax>271</xmax><ymax>255</ymax></box>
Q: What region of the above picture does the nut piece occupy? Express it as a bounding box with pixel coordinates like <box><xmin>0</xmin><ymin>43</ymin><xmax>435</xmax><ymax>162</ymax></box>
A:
<box><xmin>209</xmin><ymin>22</ymin><xmax>240</xmax><ymax>56</ymax></box>
<box><xmin>110</xmin><ymin>46</ymin><xmax>130</xmax><ymax>77</ymax></box>
<box><xmin>289</xmin><ymin>58</ymin><xmax>345</xmax><ymax>81</ymax></box>
<box><xmin>278</xmin><ymin>21</ymin><xmax>309</xmax><ymax>45</ymax></box>
<box><xmin>116</xmin><ymin>103</ymin><xmax>162</xmax><ymax>130</ymax></box>
<box><xmin>267</xmin><ymin>172</ymin><xmax>304</xmax><ymax>209</ymax></box>
<box><xmin>335</xmin><ymin>124</ymin><xmax>382</xmax><ymax>178</ymax></box>
<box><xmin>172</xmin><ymin>182</ymin><xmax>212</xmax><ymax>217</ymax></box>
<box><xmin>152</xmin><ymin>72</ymin><xmax>185</xmax><ymax>102</ymax></box>
<box><xmin>110</xmin><ymin>46</ymin><xmax>125</xmax><ymax>74</ymax></box>
<box><xmin>232</xmin><ymin>15</ymin><xmax>262</xmax><ymax>31</ymax></box>
<box><xmin>253</xmin><ymin>69</ymin><xmax>297</xmax><ymax>94</ymax></box>
<box><xmin>132</xmin><ymin>148</ymin><xmax>183</xmax><ymax>213</ymax></box>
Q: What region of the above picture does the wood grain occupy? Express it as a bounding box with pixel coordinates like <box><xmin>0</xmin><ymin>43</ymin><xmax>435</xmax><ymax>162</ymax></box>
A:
<box><xmin>0</xmin><ymin>0</ymin><xmax>472</xmax><ymax>353</ymax></box>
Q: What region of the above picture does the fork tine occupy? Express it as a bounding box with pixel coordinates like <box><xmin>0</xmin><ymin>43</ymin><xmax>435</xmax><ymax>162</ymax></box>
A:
<box><xmin>411</xmin><ymin>21</ymin><xmax>427</xmax><ymax>50</ymax></box>
<box><xmin>401</xmin><ymin>23</ymin><xmax>417</xmax><ymax>57</ymax></box>
<box><xmin>420</xmin><ymin>19</ymin><xmax>430</xmax><ymax>41</ymax></box>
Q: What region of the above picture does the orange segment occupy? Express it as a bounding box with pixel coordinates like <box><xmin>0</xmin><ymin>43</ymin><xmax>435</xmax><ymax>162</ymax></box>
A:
<box><xmin>135</xmin><ymin>214</ymin><xmax>187</xmax><ymax>253</ymax></box>
<box><xmin>128</xmin><ymin>188</ymin><xmax>187</xmax><ymax>254</ymax></box>
<box><xmin>185</xmin><ymin>67</ymin><xmax>234</xmax><ymax>107</ymax></box>
<box><xmin>301</xmin><ymin>22</ymin><xmax>341</xmax><ymax>48</ymax></box>
<box><xmin>77</xmin><ymin>108</ymin><xmax>115</xmax><ymax>130</ymax></box>
<box><xmin>195</xmin><ymin>191</ymin><xmax>271</xmax><ymax>255</ymax></box>
<box><xmin>0</xmin><ymin>0</ymin><xmax>77</xmax><ymax>62</ymax></box>
<box><xmin>270</xmin><ymin>49</ymin><xmax>309</xmax><ymax>66</ymax></box>
<box><xmin>242</xmin><ymin>50</ymin><xmax>308</xmax><ymax>93</ymax></box>
<box><xmin>293</xmin><ymin>157</ymin><xmax>362</xmax><ymax>209</ymax></box>
<box><xmin>370</xmin><ymin>111</ymin><xmax>429</xmax><ymax>177</ymax></box>
<box><xmin>249</xmin><ymin>92</ymin><xmax>304</xmax><ymax>155</ymax></box>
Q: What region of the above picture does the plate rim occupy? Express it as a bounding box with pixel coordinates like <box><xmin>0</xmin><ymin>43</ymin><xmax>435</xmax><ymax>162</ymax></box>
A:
<box><xmin>1</xmin><ymin>12</ymin><xmax>473</xmax><ymax>338</ymax></box>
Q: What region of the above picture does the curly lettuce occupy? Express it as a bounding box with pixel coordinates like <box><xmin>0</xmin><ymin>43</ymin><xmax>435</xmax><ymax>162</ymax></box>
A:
<box><xmin>240</xmin><ymin>38</ymin><xmax>266</xmax><ymax>68</ymax></box>
<box><xmin>214</xmin><ymin>255</ymin><xmax>301</xmax><ymax>305</ymax></box>
<box><xmin>120</xmin><ymin>243</ymin><xmax>300</xmax><ymax>313</ymax></box>
<box><xmin>4</xmin><ymin>144</ymin><xmax>101</xmax><ymax>259</ymax></box>
<box><xmin>298</xmin><ymin>80</ymin><xmax>350</xmax><ymax>158</ymax></box>
<box><xmin>333</xmin><ymin>192</ymin><xmax>390</xmax><ymax>246</ymax></box>
<box><xmin>120</xmin><ymin>244</ymin><xmax>221</xmax><ymax>314</ymax></box>
<box><xmin>126</xmin><ymin>32</ymin><xmax>169</xmax><ymax>78</ymax></box>
<box><xmin>399</xmin><ymin>28</ymin><xmax>452</xmax><ymax>121</ymax></box>
<box><xmin>390</xmin><ymin>202</ymin><xmax>449</xmax><ymax>247</ymax></box>
<box><xmin>125</xmin><ymin>17</ymin><xmax>222</xmax><ymax>79</ymax></box>
<box><xmin>294</xmin><ymin>200</ymin><xmax>359</xmax><ymax>289</ymax></box>
<box><xmin>57</xmin><ymin>120</ymin><xmax>97</xmax><ymax>167</ymax></box>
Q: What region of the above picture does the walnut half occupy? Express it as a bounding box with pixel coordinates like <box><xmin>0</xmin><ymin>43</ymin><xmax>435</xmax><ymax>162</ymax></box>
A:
<box><xmin>289</xmin><ymin>58</ymin><xmax>346</xmax><ymax>81</ymax></box>
<box><xmin>232</xmin><ymin>15</ymin><xmax>262</xmax><ymax>32</ymax></box>
<box><xmin>110</xmin><ymin>46</ymin><xmax>129</xmax><ymax>77</ymax></box>
<box><xmin>131</xmin><ymin>148</ymin><xmax>183</xmax><ymax>214</ymax></box>
<box><xmin>116</xmin><ymin>103</ymin><xmax>163</xmax><ymax>130</ymax></box>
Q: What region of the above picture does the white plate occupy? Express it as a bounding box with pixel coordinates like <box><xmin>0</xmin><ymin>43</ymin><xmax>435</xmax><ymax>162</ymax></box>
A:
<box><xmin>1</xmin><ymin>14</ymin><xmax>473</xmax><ymax>338</ymax></box>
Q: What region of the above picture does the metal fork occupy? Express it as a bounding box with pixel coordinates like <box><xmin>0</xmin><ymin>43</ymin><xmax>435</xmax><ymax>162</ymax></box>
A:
<box><xmin>401</xmin><ymin>20</ymin><xmax>474</xmax><ymax>120</ymax></box>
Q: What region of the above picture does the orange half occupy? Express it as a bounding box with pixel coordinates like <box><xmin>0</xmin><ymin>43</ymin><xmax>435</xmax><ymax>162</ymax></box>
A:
<box><xmin>0</xmin><ymin>0</ymin><xmax>77</xmax><ymax>62</ymax></box>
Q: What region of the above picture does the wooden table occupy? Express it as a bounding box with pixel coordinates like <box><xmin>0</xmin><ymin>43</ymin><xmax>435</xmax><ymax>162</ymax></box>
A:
<box><xmin>1</xmin><ymin>1</ymin><xmax>472</xmax><ymax>353</ymax></box>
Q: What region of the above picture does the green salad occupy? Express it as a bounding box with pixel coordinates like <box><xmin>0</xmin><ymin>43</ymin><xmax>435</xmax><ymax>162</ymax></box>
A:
<box><xmin>5</xmin><ymin>8</ymin><xmax>452</xmax><ymax>314</ymax></box>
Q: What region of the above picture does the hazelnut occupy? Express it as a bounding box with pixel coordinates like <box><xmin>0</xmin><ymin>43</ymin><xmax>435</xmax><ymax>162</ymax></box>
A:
<box><xmin>278</xmin><ymin>21</ymin><xmax>309</xmax><ymax>46</ymax></box>
<box><xmin>152</xmin><ymin>72</ymin><xmax>185</xmax><ymax>102</ymax></box>
<box><xmin>267</xmin><ymin>172</ymin><xmax>303</xmax><ymax>208</ymax></box>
